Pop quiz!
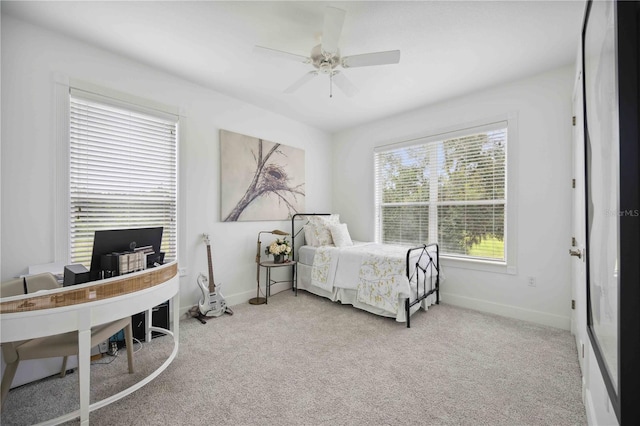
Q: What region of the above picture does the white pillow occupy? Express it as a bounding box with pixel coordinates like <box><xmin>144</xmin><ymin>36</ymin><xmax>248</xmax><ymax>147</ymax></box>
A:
<box><xmin>329</xmin><ymin>223</ymin><xmax>353</xmax><ymax>248</ymax></box>
<box><xmin>312</xmin><ymin>224</ymin><xmax>333</xmax><ymax>246</ymax></box>
<box><xmin>303</xmin><ymin>224</ymin><xmax>333</xmax><ymax>247</ymax></box>
<box><xmin>305</xmin><ymin>215</ymin><xmax>339</xmax><ymax>246</ymax></box>
<box><xmin>307</xmin><ymin>214</ymin><xmax>340</xmax><ymax>227</ymax></box>
<box><xmin>303</xmin><ymin>225</ymin><xmax>319</xmax><ymax>247</ymax></box>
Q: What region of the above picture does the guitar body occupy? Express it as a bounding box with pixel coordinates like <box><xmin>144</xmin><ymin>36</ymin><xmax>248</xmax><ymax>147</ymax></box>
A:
<box><xmin>197</xmin><ymin>273</ymin><xmax>227</xmax><ymax>317</ymax></box>
<box><xmin>197</xmin><ymin>234</ymin><xmax>233</xmax><ymax>317</ymax></box>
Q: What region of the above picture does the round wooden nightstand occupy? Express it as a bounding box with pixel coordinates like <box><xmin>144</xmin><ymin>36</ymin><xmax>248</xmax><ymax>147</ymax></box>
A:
<box><xmin>257</xmin><ymin>260</ymin><xmax>297</xmax><ymax>304</ymax></box>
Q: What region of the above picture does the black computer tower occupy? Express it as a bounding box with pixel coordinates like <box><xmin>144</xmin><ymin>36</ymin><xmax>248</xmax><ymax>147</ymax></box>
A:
<box><xmin>132</xmin><ymin>300</ymin><xmax>169</xmax><ymax>341</ymax></box>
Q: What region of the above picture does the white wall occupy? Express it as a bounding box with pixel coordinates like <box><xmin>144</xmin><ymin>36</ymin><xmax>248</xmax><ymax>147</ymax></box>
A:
<box><xmin>332</xmin><ymin>66</ymin><xmax>575</xmax><ymax>329</ymax></box>
<box><xmin>1</xmin><ymin>15</ymin><xmax>332</xmax><ymax>312</ymax></box>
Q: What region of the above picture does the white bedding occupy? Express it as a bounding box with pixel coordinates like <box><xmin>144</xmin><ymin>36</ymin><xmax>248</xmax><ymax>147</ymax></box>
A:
<box><xmin>297</xmin><ymin>242</ymin><xmax>438</xmax><ymax>322</ymax></box>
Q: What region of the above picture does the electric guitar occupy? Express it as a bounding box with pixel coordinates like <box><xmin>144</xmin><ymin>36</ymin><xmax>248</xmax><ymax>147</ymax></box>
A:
<box><xmin>197</xmin><ymin>234</ymin><xmax>232</xmax><ymax>317</ymax></box>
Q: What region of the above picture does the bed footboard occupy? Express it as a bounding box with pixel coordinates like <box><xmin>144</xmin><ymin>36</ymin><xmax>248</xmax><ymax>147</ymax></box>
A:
<box><xmin>405</xmin><ymin>243</ymin><xmax>439</xmax><ymax>328</ymax></box>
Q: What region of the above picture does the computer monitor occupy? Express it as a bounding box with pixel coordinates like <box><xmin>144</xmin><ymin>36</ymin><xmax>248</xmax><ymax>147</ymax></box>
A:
<box><xmin>89</xmin><ymin>227</ymin><xmax>164</xmax><ymax>280</ymax></box>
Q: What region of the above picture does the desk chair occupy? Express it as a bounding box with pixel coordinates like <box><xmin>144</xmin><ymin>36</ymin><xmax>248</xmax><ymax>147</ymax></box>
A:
<box><xmin>0</xmin><ymin>273</ymin><xmax>135</xmax><ymax>411</ymax></box>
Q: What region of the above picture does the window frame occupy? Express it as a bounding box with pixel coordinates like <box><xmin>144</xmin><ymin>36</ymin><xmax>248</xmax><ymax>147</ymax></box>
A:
<box><xmin>54</xmin><ymin>76</ymin><xmax>183</xmax><ymax>268</ymax></box>
<box><xmin>374</xmin><ymin>114</ymin><xmax>518</xmax><ymax>275</ymax></box>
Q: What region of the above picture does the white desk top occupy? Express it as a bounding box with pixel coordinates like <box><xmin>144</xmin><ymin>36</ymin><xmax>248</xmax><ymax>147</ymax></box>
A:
<box><xmin>0</xmin><ymin>261</ymin><xmax>181</xmax><ymax>425</ymax></box>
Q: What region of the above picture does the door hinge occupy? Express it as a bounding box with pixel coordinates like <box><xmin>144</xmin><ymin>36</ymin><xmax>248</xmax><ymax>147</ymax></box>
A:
<box><xmin>572</xmin><ymin>237</ymin><xmax>576</xmax><ymax>246</ymax></box>
<box><xmin>582</xmin><ymin>343</ymin><xmax>585</xmax><ymax>358</ymax></box>
<box><xmin>572</xmin><ymin>178</ymin><xmax>576</xmax><ymax>188</ymax></box>
<box><xmin>572</xmin><ymin>299</ymin><xmax>576</xmax><ymax>309</ymax></box>
<box><xmin>572</xmin><ymin>116</ymin><xmax>576</xmax><ymax>126</ymax></box>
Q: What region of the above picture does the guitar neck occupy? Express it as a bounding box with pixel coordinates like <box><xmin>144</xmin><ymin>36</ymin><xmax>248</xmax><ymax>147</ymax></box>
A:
<box><xmin>206</xmin><ymin>244</ymin><xmax>216</xmax><ymax>293</ymax></box>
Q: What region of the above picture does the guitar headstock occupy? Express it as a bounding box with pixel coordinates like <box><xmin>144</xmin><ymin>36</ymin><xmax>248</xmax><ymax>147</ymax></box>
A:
<box><xmin>202</xmin><ymin>233</ymin><xmax>211</xmax><ymax>246</ymax></box>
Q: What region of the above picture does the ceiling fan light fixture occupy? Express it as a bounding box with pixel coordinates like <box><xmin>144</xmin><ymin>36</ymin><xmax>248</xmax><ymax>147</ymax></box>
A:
<box><xmin>255</xmin><ymin>6</ymin><xmax>399</xmax><ymax>98</ymax></box>
<box><xmin>311</xmin><ymin>44</ymin><xmax>339</xmax><ymax>72</ymax></box>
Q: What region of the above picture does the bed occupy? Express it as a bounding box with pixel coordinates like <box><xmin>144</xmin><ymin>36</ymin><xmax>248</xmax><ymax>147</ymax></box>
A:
<box><xmin>290</xmin><ymin>213</ymin><xmax>440</xmax><ymax>327</ymax></box>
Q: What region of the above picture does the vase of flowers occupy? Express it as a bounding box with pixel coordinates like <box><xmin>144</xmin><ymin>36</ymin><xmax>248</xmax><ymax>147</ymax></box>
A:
<box><xmin>266</xmin><ymin>237</ymin><xmax>291</xmax><ymax>263</ymax></box>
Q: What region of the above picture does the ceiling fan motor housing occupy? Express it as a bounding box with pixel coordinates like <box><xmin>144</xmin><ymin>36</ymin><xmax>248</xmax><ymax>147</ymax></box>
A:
<box><xmin>311</xmin><ymin>44</ymin><xmax>340</xmax><ymax>73</ymax></box>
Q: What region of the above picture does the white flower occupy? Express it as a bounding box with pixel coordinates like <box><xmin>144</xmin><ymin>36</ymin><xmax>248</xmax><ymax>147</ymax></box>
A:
<box><xmin>266</xmin><ymin>237</ymin><xmax>291</xmax><ymax>257</ymax></box>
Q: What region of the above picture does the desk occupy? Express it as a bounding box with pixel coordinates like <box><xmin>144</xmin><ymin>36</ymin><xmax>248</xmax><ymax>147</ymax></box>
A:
<box><xmin>0</xmin><ymin>261</ymin><xmax>180</xmax><ymax>425</ymax></box>
<box><xmin>259</xmin><ymin>260</ymin><xmax>297</xmax><ymax>303</ymax></box>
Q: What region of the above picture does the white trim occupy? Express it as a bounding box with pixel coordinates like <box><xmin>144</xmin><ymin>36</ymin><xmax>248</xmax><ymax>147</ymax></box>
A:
<box><xmin>53</xmin><ymin>74</ymin><xmax>70</xmax><ymax>264</ymax></box>
<box><xmin>176</xmin><ymin>115</ymin><xmax>187</xmax><ymax>287</ymax></box>
<box><xmin>585</xmin><ymin>387</ymin><xmax>598</xmax><ymax>426</ymax></box>
<box><xmin>504</xmin><ymin>111</ymin><xmax>518</xmax><ymax>274</ymax></box>
<box><xmin>69</xmin><ymin>80</ymin><xmax>179</xmax><ymax>119</ymax></box>
<box><xmin>196</xmin><ymin>279</ymin><xmax>293</xmax><ymax>315</ymax></box>
<box><xmin>441</xmin><ymin>256</ymin><xmax>513</xmax><ymax>275</ymax></box>
<box><xmin>441</xmin><ymin>292</ymin><xmax>571</xmax><ymax>330</ymax></box>
<box><xmin>374</xmin><ymin>119</ymin><xmax>508</xmax><ymax>153</ymax></box>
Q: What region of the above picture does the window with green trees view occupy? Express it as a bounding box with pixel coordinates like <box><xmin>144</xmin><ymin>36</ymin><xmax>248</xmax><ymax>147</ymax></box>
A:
<box><xmin>374</xmin><ymin>122</ymin><xmax>507</xmax><ymax>262</ymax></box>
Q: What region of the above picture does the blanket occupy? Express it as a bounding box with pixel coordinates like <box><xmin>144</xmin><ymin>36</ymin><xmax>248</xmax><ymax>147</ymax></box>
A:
<box><xmin>310</xmin><ymin>246</ymin><xmax>339</xmax><ymax>291</ymax></box>
<box><xmin>309</xmin><ymin>243</ymin><xmax>415</xmax><ymax>314</ymax></box>
<box><xmin>356</xmin><ymin>249</ymin><xmax>411</xmax><ymax>314</ymax></box>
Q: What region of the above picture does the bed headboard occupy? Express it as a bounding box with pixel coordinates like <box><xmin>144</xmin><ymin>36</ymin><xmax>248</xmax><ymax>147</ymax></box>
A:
<box><xmin>290</xmin><ymin>213</ymin><xmax>331</xmax><ymax>262</ymax></box>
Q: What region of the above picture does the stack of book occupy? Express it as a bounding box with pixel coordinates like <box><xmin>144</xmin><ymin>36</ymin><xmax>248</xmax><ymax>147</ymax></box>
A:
<box><xmin>117</xmin><ymin>245</ymin><xmax>155</xmax><ymax>275</ymax></box>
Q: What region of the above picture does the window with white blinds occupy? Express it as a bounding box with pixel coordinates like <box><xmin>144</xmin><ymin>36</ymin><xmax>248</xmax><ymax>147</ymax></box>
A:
<box><xmin>375</xmin><ymin>122</ymin><xmax>507</xmax><ymax>262</ymax></box>
<box><xmin>69</xmin><ymin>90</ymin><xmax>178</xmax><ymax>267</ymax></box>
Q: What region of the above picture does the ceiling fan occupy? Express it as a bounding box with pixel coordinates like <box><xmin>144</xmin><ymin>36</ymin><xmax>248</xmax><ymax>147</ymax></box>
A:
<box><xmin>254</xmin><ymin>6</ymin><xmax>401</xmax><ymax>98</ymax></box>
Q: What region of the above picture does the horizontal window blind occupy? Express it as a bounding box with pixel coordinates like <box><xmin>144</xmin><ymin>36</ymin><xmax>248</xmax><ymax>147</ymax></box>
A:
<box><xmin>438</xmin><ymin>131</ymin><xmax>506</xmax><ymax>202</ymax></box>
<box><xmin>380</xmin><ymin>204</ymin><xmax>430</xmax><ymax>245</ymax></box>
<box><xmin>69</xmin><ymin>91</ymin><xmax>178</xmax><ymax>267</ymax></box>
<box><xmin>375</xmin><ymin>123</ymin><xmax>507</xmax><ymax>262</ymax></box>
<box><xmin>437</xmin><ymin>204</ymin><xmax>505</xmax><ymax>259</ymax></box>
<box><xmin>375</xmin><ymin>143</ymin><xmax>432</xmax><ymax>245</ymax></box>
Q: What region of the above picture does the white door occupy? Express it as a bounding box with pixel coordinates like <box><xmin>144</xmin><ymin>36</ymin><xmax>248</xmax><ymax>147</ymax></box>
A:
<box><xmin>571</xmin><ymin>69</ymin><xmax>587</xmax><ymax>378</ymax></box>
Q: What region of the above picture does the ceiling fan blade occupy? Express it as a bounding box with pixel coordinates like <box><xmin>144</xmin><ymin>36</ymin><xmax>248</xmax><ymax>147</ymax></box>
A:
<box><xmin>342</xmin><ymin>50</ymin><xmax>401</xmax><ymax>68</ymax></box>
<box><xmin>284</xmin><ymin>71</ymin><xmax>318</xmax><ymax>94</ymax></box>
<box><xmin>321</xmin><ymin>6</ymin><xmax>346</xmax><ymax>54</ymax></box>
<box><xmin>254</xmin><ymin>45</ymin><xmax>310</xmax><ymax>64</ymax></box>
<box><xmin>332</xmin><ymin>71</ymin><xmax>358</xmax><ymax>97</ymax></box>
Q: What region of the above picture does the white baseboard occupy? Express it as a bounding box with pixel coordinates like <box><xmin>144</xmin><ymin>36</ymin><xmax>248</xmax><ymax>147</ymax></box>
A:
<box><xmin>179</xmin><ymin>288</ymin><xmax>571</xmax><ymax>330</ymax></box>
<box><xmin>225</xmin><ymin>281</ymin><xmax>293</xmax><ymax>306</ymax></box>
<box><xmin>441</xmin><ymin>292</ymin><xmax>571</xmax><ymax>330</ymax></box>
<box><xmin>585</xmin><ymin>387</ymin><xmax>597</xmax><ymax>426</ymax></box>
<box><xmin>178</xmin><ymin>281</ymin><xmax>294</xmax><ymax>318</ymax></box>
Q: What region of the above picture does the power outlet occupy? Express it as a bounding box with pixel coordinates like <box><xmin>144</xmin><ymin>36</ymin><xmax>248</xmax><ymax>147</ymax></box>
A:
<box><xmin>527</xmin><ymin>276</ymin><xmax>536</xmax><ymax>287</ymax></box>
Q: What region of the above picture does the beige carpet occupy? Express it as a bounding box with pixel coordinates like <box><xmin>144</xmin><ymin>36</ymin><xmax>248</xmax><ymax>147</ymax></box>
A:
<box><xmin>1</xmin><ymin>290</ymin><xmax>586</xmax><ymax>425</ymax></box>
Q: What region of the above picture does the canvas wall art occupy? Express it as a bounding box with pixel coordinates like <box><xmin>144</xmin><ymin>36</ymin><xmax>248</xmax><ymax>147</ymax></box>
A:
<box><xmin>220</xmin><ymin>130</ymin><xmax>305</xmax><ymax>221</ymax></box>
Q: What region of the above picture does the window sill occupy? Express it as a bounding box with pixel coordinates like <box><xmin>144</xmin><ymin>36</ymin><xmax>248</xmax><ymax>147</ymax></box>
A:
<box><xmin>441</xmin><ymin>255</ymin><xmax>516</xmax><ymax>275</ymax></box>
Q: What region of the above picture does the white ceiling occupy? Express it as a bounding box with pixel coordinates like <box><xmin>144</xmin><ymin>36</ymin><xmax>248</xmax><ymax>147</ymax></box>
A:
<box><xmin>2</xmin><ymin>1</ymin><xmax>585</xmax><ymax>133</ymax></box>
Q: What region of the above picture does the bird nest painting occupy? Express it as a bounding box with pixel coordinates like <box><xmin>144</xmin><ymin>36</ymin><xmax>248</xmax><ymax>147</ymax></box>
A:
<box><xmin>220</xmin><ymin>130</ymin><xmax>305</xmax><ymax>221</ymax></box>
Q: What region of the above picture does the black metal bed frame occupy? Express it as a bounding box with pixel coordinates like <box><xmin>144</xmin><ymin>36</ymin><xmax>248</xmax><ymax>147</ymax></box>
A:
<box><xmin>405</xmin><ymin>243</ymin><xmax>439</xmax><ymax>328</ymax></box>
<box><xmin>290</xmin><ymin>213</ymin><xmax>440</xmax><ymax>328</ymax></box>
